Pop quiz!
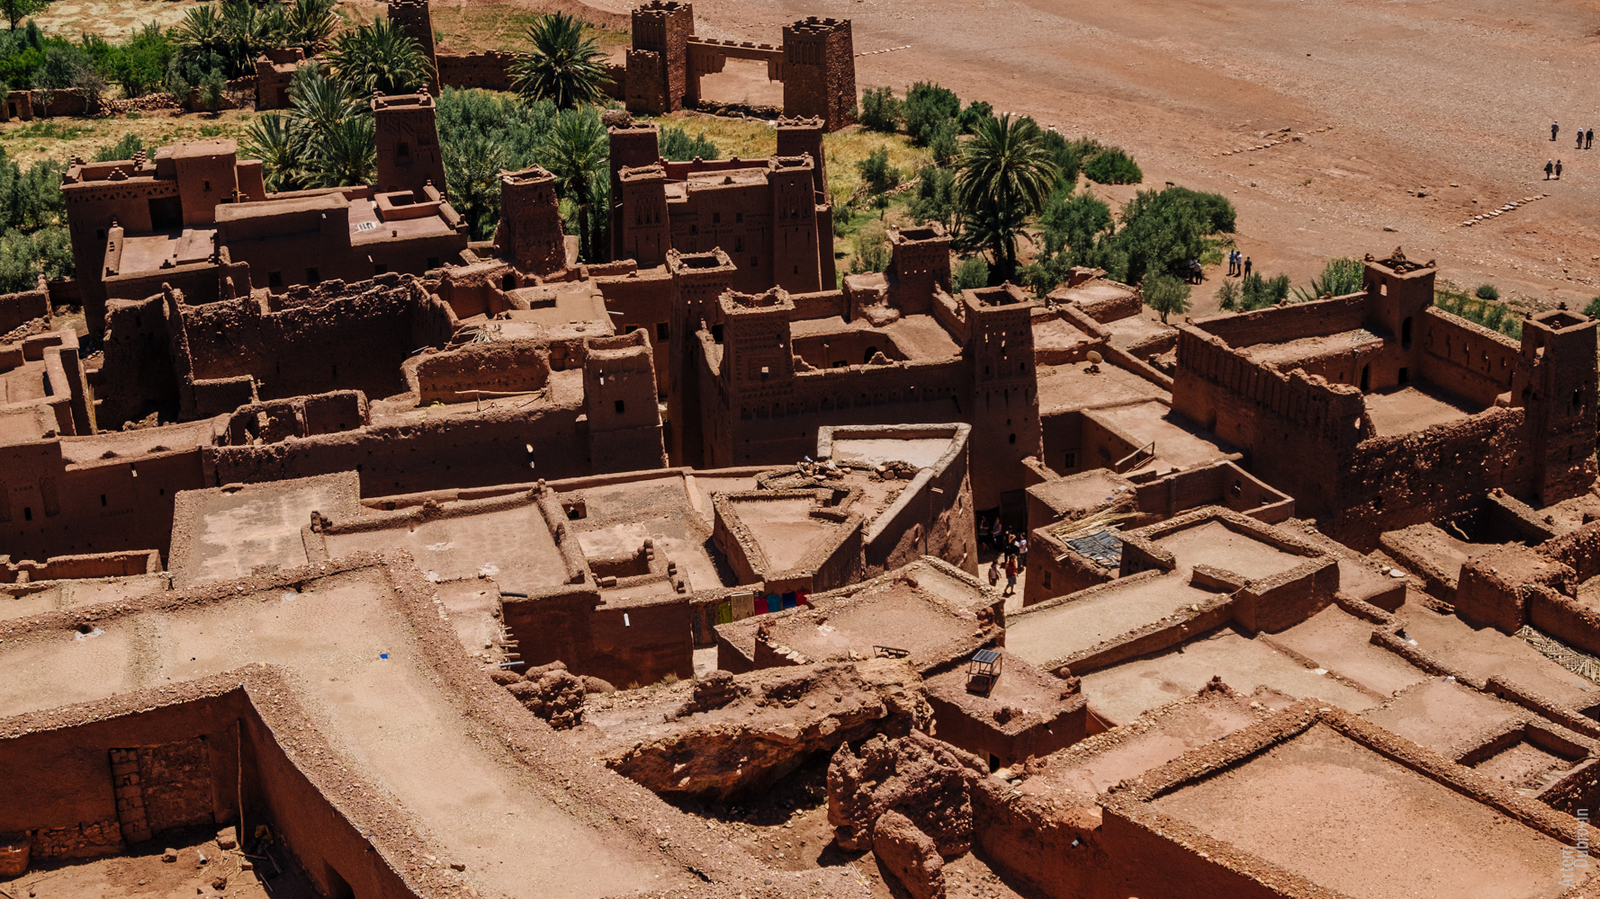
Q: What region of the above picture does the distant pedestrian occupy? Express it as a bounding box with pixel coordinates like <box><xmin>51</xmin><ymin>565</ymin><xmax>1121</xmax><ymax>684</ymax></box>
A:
<box><xmin>1553</xmin><ymin>121</ymin><xmax>1561</xmax><ymax>141</ymax></box>
<box><xmin>1546</xmin><ymin>159</ymin><xmax>1554</xmax><ymax>180</ymax></box>
<box><xmin>1003</xmin><ymin>556</ymin><xmax>1018</xmax><ymax>596</ymax></box>
<box><xmin>1578</xmin><ymin>129</ymin><xmax>1585</xmax><ymax>150</ymax></box>
<box><xmin>1587</xmin><ymin>128</ymin><xmax>1594</xmax><ymax>149</ymax></box>
<box><xmin>1232</xmin><ymin>250</ymin><xmax>1241</xmax><ymax>276</ymax></box>
<box><xmin>1243</xmin><ymin>257</ymin><xmax>1253</xmax><ymax>277</ymax></box>
<box><xmin>1556</xmin><ymin>159</ymin><xmax>1564</xmax><ymax>179</ymax></box>
<box><xmin>1017</xmin><ymin>535</ymin><xmax>1028</xmax><ymax>561</ymax></box>
<box><xmin>988</xmin><ymin>559</ymin><xmax>1000</xmax><ymax>588</ymax></box>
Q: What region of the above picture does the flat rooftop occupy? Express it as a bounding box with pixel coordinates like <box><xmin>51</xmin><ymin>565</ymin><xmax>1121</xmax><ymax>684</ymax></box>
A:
<box><xmin>1006</xmin><ymin>574</ymin><xmax>1216</xmax><ymax>671</ymax></box>
<box><xmin>726</xmin><ymin>494</ymin><xmax>844</xmax><ymax>571</ymax></box>
<box><xmin>789</xmin><ymin>313</ymin><xmax>961</xmax><ymax>361</ymax></box>
<box><xmin>0</xmin><ymin>566</ymin><xmax>679</xmax><ymax>899</ymax></box>
<box><xmin>1365</xmin><ymin>384</ymin><xmax>1483</xmax><ymax>437</ymax></box>
<box><xmin>829</xmin><ymin>435</ymin><xmax>951</xmax><ymax>469</ymax></box>
<box><xmin>1394</xmin><ymin>596</ymin><xmax>1600</xmax><ymax>710</ymax></box>
<box><xmin>1151</xmin><ymin>722</ymin><xmax>1573</xmax><ymax>899</ymax></box>
<box><xmin>1153</xmin><ymin>518</ymin><xmax>1304</xmax><ymax>580</ymax></box>
<box><xmin>1268</xmin><ymin>605</ymin><xmax>1428</xmax><ymax>697</ymax></box>
<box><xmin>1087</xmin><ymin>401</ymin><xmax>1232</xmax><ymax>470</ymax></box>
<box><xmin>1030</xmin><ymin>469</ymin><xmax>1132</xmax><ymax>518</ymax></box>
<box><xmin>1031</xmin><ymin>315</ymin><xmax>1099</xmax><ymax>356</ymax></box>
<box><xmin>746</xmin><ymin>574</ymin><xmax>985</xmax><ymax>670</ymax></box>
<box><xmin>171</xmin><ymin>473</ymin><xmax>359</xmax><ymax>587</ymax></box>
<box><xmin>1036</xmin><ymin>362</ymin><xmax>1168</xmax><ymax>415</ymax></box>
<box><xmin>326</xmin><ymin>502</ymin><xmax>568</xmax><ymax>591</ymax></box>
<box><xmin>1081</xmin><ymin>627</ymin><xmax>1382</xmax><ymax>724</ymax></box>
<box><xmin>1101</xmin><ymin>313</ymin><xmax>1174</xmax><ymax>350</ymax></box>
<box><xmin>1360</xmin><ymin>677</ymin><xmax>1524</xmax><ymax>756</ymax></box>
<box><xmin>1239</xmin><ymin>327</ymin><xmax>1384</xmax><ymax>367</ymax></box>
<box><xmin>115</xmin><ymin>228</ymin><xmax>214</xmax><ymax>274</ymax></box>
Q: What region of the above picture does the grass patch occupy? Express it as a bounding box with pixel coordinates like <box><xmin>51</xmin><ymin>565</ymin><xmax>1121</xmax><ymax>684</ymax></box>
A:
<box><xmin>431</xmin><ymin>5</ymin><xmax>627</xmax><ymax>55</ymax></box>
<box><xmin>0</xmin><ymin>109</ymin><xmax>252</xmax><ymax>165</ymax></box>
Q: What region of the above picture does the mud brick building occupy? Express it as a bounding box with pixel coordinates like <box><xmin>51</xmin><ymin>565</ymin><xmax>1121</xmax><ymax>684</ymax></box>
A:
<box><xmin>608</xmin><ymin>118</ymin><xmax>834</xmax><ymax>295</ymax></box>
<box><xmin>1172</xmin><ymin>249</ymin><xmax>1597</xmax><ymax>547</ymax></box>
<box><xmin>620</xmin><ymin>2</ymin><xmax>856</xmax><ymax>130</ymax></box>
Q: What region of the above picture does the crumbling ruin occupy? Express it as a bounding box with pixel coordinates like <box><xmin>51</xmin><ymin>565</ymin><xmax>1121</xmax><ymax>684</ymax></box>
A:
<box><xmin>3</xmin><ymin>10</ymin><xmax>1600</xmax><ymax>898</ymax></box>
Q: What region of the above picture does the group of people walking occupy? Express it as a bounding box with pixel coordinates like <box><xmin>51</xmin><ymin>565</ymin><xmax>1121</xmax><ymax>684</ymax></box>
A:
<box><xmin>980</xmin><ymin>515</ymin><xmax>1027</xmax><ymax>597</ymax></box>
<box><xmin>1546</xmin><ymin>121</ymin><xmax>1592</xmax><ymax>181</ymax></box>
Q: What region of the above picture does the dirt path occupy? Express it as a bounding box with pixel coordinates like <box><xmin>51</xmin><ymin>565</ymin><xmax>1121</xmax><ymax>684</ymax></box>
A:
<box><xmin>582</xmin><ymin>0</ymin><xmax>1600</xmax><ymax>306</ymax></box>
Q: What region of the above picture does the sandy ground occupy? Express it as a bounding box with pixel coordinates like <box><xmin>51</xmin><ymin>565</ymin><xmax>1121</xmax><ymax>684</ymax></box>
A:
<box><xmin>577</xmin><ymin>0</ymin><xmax>1600</xmax><ymax>308</ymax></box>
<box><xmin>0</xmin><ymin>827</ymin><xmax>320</xmax><ymax>899</ymax></box>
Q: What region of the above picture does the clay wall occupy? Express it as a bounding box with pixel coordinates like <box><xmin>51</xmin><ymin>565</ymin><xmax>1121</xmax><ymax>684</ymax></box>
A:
<box><xmin>180</xmin><ymin>277</ymin><xmax>453</xmax><ymax>404</ymax></box>
<box><xmin>1</xmin><ymin>443</ymin><xmax>203</xmax><ymax>566</ymax></box>
<box><xmin>500</xmin><ymin>584</ymin><xmax>692</xmax><ymax>687</ymax></box>
<box><xmin>780</xmin><ymin>18</ymin><xmax>855</xmax><ymax>130</ymax></box>
<box><xmin>833</xmin><ymin>425</ymin><xmax>978</xmax><ymax>577</ymax></box>
<box><xmin>1099</xmin><ymin>810</ymin><xmax>1288</xmax><ymax>899</ymax></box>
<box><xmin>0</xmin><ymin>277</ymin><xmax>48</xmax><ymax>332</ymax></box>
<box><xmin>414</xmin><ymin>341</ymin><xmax>552</xmax><ymax>405</ymax></box>
<box><xmin>1188</xmin><ymin>292</ymin><xmax>1370</xmax><ymax>349</ymax></box>
<box><xmin>971</xmin><ymin>779</ymin><xmax>1109</xmax><ymax>899</ymax></box>
<box><xmin>209</xmin><ymin>403</ymin><xmax>594</xmax><ymax>498</ymax></box>
<box><xmin>436</xmin><ymin>51</ymin><xmax>519</xmax><ymax>91</ymax></box>
<box><xmin>1328</xmin><ymin>405</ymin><xmax>1533</xmax><ymax>548</ymax></box>
<box><xmin>0</xmin><ymin>549</ymin><xmax>161</xmax><ymax>583</ymax></box>
<box><xmin>595</xmin><ymin>265</ymin><xmax>673</xmax><ymax>391</ymax></box>
<box><xmin>0</xmin><ymin>690</ymin><xmax>245</xmax><ymax>860</ymax></box>
<box><xmin>1419</xmin><ymin>307</ymin><xmax>1520</xmax><ymax>407</ymax></box>
<box><xmin>1542</xmin><ymin>520</ymin><xmax>1600</xmax><ymax>582</ymax></box>
<box><xmin>1132</xmin><ymin>461</ymin><xmax>1294</xmax><ymax>524</ymax></box>
<box><xmin>223</xmin><ymin>391</ymin><xmax>370</xmax><ymax>445</ymax></box>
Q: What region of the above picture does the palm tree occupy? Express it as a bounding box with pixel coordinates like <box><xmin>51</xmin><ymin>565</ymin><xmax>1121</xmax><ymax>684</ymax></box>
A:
<box><xmin>242</xmin><ymin>112</ymin><xmax>305</xmax><ymax>191</ymax></box>
<box><xmin>285</xmin><ymin>0</ymin><xmax>336</xmax><ymax>54</ymax></box>
<box><xmin>541</xmin><ymin>108</ymin><xmax>608</xmax><ymax>260</ymax></box>
<box><xmin>289</xmin><ymin>68</ymin><xmax>362</xmax><ymax>136</ymax></box>
<box><xmin>444</xmin><ymin>133</ymin><xmax>510</xmax><ymax>241</ymax></box>
<box><xmin>956</xmin><ymin>114</ymin><xmax>1059</xmax><ymax>281</ymax></box>
<box><xmin>312</xmin><ymin>116</ymin><xmax>376</xmax><ymax>187</ymax></box>
<box><xmin>172</xmin><ymin>5</ymin><xmax>227</xmax><ymax>62</ymax></box>
<box><xmin>511</xmin><ymin>12</ymin><xmax>609</xmax><ymax>110</ymax></box>
<box><xmin>328</xmin><ymin>19</ymin><xmax>432</xmax><ymax>97</ymax></box>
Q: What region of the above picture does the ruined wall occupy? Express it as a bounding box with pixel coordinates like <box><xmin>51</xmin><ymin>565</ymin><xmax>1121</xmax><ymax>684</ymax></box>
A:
<box><xmin>1189</xmin><ymin>293</ymin><xmax>1370</xmax><ymax>349</ymax></box>
<box><xmin>436</xmin><ymin>51</ymin><xmax>519</xmax><ymax>91</ymax></box>
<box><xmin>95</xmin><ymin>296</ymin><xmax>181</xmax><ymax>427</ymax></box>
<box><xmin>1</xmin><ymin>443</ymin><xmax>204</xmax><ymax>566</ymax></box>
<box><xmin>0</xmin><ymin>277</ymin><xmax>49</xmax><ymax>332</ymax></box>
<box><xmin>414</xmin><ymin>341</ymin><xmax>552</xmax><ymax>405</ymax></box>
<box><xmin>0</xmin><ymin>691</ymin><xmax>244</xmax><ymax>861</ymax></box>
<box><xmin>1328</xmin><ymin>406</ymin><xmax>1534</xmax><ymax>549</ymax></box>
<box><xmin>223</xmin><ymin>391</ymin><xmax>370</xmax><ymax>445</ymax></box>
<box><xmin>181</xmin><ymin>277</ymin><xmax>453</xmax><ymax>404</ymax></box>
<box><xmin>1099</xmin><ymin>810</ymin><xmax>1288</xmax><ymax>899</ymax></box>
<box><xmin>500</xmin><ymin>585</ymin><xmax>692</xmax><ymax>688</ymax></box>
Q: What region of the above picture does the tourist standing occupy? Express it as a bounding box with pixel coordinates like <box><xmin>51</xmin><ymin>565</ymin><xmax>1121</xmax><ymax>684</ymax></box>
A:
<box><xmin>988</xmin><ymin>559</ymin><xmax>1001</xmax><ymax>589</ymax></box>
<box><xmin>1003</xmin><ymin>556</ymin><xmax>1018</xmax><ymax>597</ymax></box>
<box><xmin>1556</xmin><ymin>159</ymin><xmax>1564</xmax><ymax>180</ymax></box>
<box><xmin>1546</xmin><ymin>159</ymin><xmax>1554</xmax><ymax>180</ymax></box>
<box><xmin>1243</xmin><ymin>257</ymin><xmax>1253</xmax><ymax>277</ymax></box>
<box><xmin>1587</xmin><ymin>128</ymin><xmax>1594</xmax><ymax>150</ymax></box>
<box><xmin>1553</xmin><ymin>121</ymin><xmax>1561</xmax><ymax>141</ymax></box>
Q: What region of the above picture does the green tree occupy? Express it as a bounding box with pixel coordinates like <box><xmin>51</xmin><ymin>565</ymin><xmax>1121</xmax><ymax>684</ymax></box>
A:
<box><xmin>109</xmin><ymin>23</ymin><xmax>174</xmax><ymax>99</ymax></box>
<box><xmin>199</xmin><ymin>68</ymin><xmax>226</xmax><ymax>115</ymax></box>
<box><xmin>284</xmin><ymin>0</ymin><xmax>336</xmax><ymax>54</ymax></box>
<box><xmin>909</xmin><ymin>164</ymin><xmax>958</xmax><ymax>230</ymax></box>
<box><xmin>1144</xmin><ymin>273</ymin><xmax>1191</xmax><ymax>323</ymax></box>
<box><xmin>1292</xmin><ymin>256</ymin><xmax>1363</xmax><ymax>301</ymax></box>
<box><xmin>857</xmin><ymin>86</ymin><xmax>899</xmax><ymax>133</ymax></box>
<box><xmin>956</xmin><ymin>114</ymin><xmax>1059</xmax><ymax>281</ymax></box>
<box><xmin>443</xmin><ymin>132</ymin><xmax>509</xmax><ymax>241</ymax></box>
<box><xmin>953</xmin><ymin>255</ymin><xmax>989</xmax><ymax>290</ymax></box>
<box><xmin>856</xmin><ymin>147</ymin><xmax>899</xmax><ymax>194</ymax></box>
<box><xmin>93</xmin><ymin>133</ymin><xmax>145</xmax><ymax>163</ymax></box>
<box><xmin>902</xmin><ymin>81</ymin><xmax>959</xmax><ymax>146</ymax></box>
<box><xmin>1082</xmin><ymin>146</ymin><xmax>1141</xmax><ymax>185</ymax></box>
<box><xmin>541</xmin><ymin>107</ymin><xmax>608</xmax><ymax>261</ymax></box>
<box><xmin>1216</xmin><ymin>277</ymin><xmax>1240</xmax><ymax>310</ymax></box>
<box><xmin>241</xmin><ymin>112</ymin><xmax>305</xmax><ymax>191</ymax></box>
<box><xmin>851</xmin><ymin>219</ymin><xmax>889</xmax><ymax>273</ymax></box>
<box><xmin>311</xmin><ymin>115</ymin><xmax>376</xmax><ymax>187</ymax></box>
<box><xmin>328</xmin><ymin>18</ymin><xmax>432</xmax><ymax>96</ymax></box>
<box><xmin>511</xmin><ymin>12</ymin><xmax>609</xmax><ymax>110</ymax></box>
<box><xmin>658</xmin><ymin>126</ymin><xmax>718</xmax><ymax>162</ymax></box>
<box><xmin>0</xmin><ymin>0</ymin><xmax>44</xmax><ymax>31</ymax></box>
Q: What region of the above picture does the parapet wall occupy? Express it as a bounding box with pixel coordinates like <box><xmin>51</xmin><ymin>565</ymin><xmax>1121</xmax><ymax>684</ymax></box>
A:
<box><xmin>414</xmin><ymin>341</ymin><xmax>554</xmax><ymax>405</ymax></box>
<box><xmin>0</xmin><ymin>276</ymin><xmax>48</xmax><ymax>333</ymax></box>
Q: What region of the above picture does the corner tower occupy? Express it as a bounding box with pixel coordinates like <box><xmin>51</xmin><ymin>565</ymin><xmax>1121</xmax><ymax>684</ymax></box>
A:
<box><xmin>372</xmin><ymin>93</ymin><xmax>447</xmax><ymax>198</ymax></box>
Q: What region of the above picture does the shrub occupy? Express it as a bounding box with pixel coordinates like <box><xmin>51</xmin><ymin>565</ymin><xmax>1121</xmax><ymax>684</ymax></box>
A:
<box><xmin>902</xmin><ymin>81</ymin><xmax>959</xmax><ymax>145</ymax></box>
<box><xmin>858</xmin><ymin>86</ymin><xmax>899</xmax><ymax>133</ymax></box>
<box><xmin>1111</xmin><ymin>186</ymin><xmax>1229</xmax><ymax>285</ymax></box>
<box><xmin>1585</xmin><ymin>296</ymin><xmax>1600</xmax><ymax>319</ymax></box>
<box><xmin>955</xmin><ymin>99</ymin><xmax>992</xmax><ymax>134</ymax></box>
<box><xmin>1217</xmin><ymin>278</ymin><xmax>1240</xmax><ymax>310</ymax></box>
<box><xmin>658</xmin><ymin>126</ymin><xmax>717</xmax><ymax>162</ymax></box>
<box><xmin>850</xmin><ymin>219</ymin><xmax>889</xmax><ymax>273</ymax></box>
<box><xmin>1293</xmin><ymin>256</ymin><xmax>1363</xmax><ymax>301</ymax></box>
<box><xmin>1144</xmin><ymin>273</ymin><xmax>1191</xmax><ymax>323</ymax></box>
<box><xmin>1083</xmin><ymin>146</ymin><xmax>1142</xmax><ymax>185</ymax></box>
<box><xmin>856</xmin><ymin>147</ymin><xmax>899</xmax><ymax>194</ymax></box>
<box><xmin>1475</xmin><ymin>283</ymin><xmax>1500</xmax><ymax>301</ymax></box>
<box><xmin>910</xmin><ymin>164</ymin><xmax>957</xmax><ymax>229</ymax></box>
<box><xmin>954</xmin><ymin>255</ymin><xmax>989</xmax><ymax>290</ymax></box>
<box><xmin>93</xmin><ymin>133</ymin><xmax>144</xmax><ymax>162</ymax></box>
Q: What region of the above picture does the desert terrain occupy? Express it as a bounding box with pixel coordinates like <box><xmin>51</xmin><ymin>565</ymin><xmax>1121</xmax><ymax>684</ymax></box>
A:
<box><xmin>572</xmin><ymin>0</ymin><xmax>1600</xmax><ymax>307</ymax></box>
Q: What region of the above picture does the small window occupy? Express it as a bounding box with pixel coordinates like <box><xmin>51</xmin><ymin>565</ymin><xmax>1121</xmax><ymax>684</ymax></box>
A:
<box><xmin>203</xmin><ymin>180</ymin><xmax>211</xmax><ymax>192</ymax></box>
<box><xmin>23</xmin><ymin>507</ymin><xmax>31</xmax><ymax>521</ymax></box>
<box><xmin>614</xmin><ymin>399</ymin><xmax>626</xmax><ymax>414</ymax></box>
<box><xmin>713</xmin><ymin>212</ymin><xmax>721</xmax><ymax>224</ymax></box>
<box><xmin>426</xmin><ymin>257</ymin><xmax>440</xmax><ymax>269</ymax></box>
<box><xmin>1063</xmin><ymin>452</ymin><xmax>1076</xmax><ymax>469</ymax></box>
<box><xmin>397</xmin><ymin>142</ymin><xmax>410</xmax><ymax>159</ymax></box>
<box><xmin>656</xmin><ymin>322</ymin><xmax>669</xmax><ymax>341</ymax></box>
<box><xmin>268</xmin><ymin>271</ymin><xmax>283</xmax><ymax>289</ymax></box>
<box><xmin>502</xmin><ymin>273</ymin><xmax>516</xmax><ymax>290</ymax></box>
<box><xmin>100</xmin><ymin>494</ymin><xmax>107</xmax><ymax>507</ymax></box>
<box><xmin>736</xmin><ymin>212</ymin><xmax>743</xmax><ymax>223</ymax></box>
<box><xmin>1009</xmin><ymin>433</ymin><xmax>1017</xmax><ymax>445</ymax></box>
<box><xmin>1042</xmin><ymin>570</ymin><xmax>1051</xmax><ymax>589</ymax></box>
<box><xmin>95</xmin><ymin>229</ymin><xmax>106</xmax><ymax>242</ymax></box>
<box><xmin>751</xmin><ymin>257</ymin><xmax>759</xmax><ymax>267</ymax></box>
<box><xmin>305</xmin><ymin>267</ymin><xmax>320</xmax><ymax>284</ymax></box>
<box><xmin>711</xmin><ymin>324</ymin><xmax>725</xmax><ymax>343</ymax></box>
